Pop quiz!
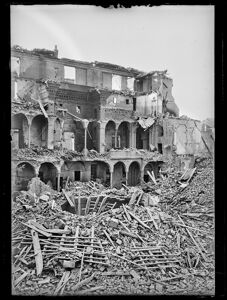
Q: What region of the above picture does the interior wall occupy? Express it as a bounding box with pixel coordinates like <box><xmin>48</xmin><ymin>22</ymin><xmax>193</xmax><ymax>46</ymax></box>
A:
<box><xmin>105</xmin><ymin>121</ymin><xmax>115</xmax><ymax>151</ymax></box>
<box><xmin>136</xmin><ymin>126</ymin><xmax>149</xmax><ymax>150</ymax></box>
<box><xmin>87</xmin><ymin>122</ymin><xmax>98</xmax><ymax>151</ymax></box>
<box><xmin>112</xmin><ymin>162</ymin><xmax>126</xmax><ymax>189</ymax></box>
<box><xmin>15</xmin><ymin>163</ymin><xmax>35</xmax><ymax>191</ymax></box>
<box><xmin>31</xmin><ymin>115</ymin><xmax>48</xmax><ymax>147</ymax></box>
<box><xmin>128</xmin><ymin>162</ymin><xmax>140</xmax><ymax>186</ymax></box>
<box><xmin>39</xmin><ymin>163</ymin><xmax>57</xmax><ymax>189</ymax></box>
<box><xmin>117</xmin><ymin>122</ymin><xmax>129</xmax><ymax>149</ymax></box>
<box><xmin>54</xmin><ymin>119</ymin><xmax>61</xmax><ymax>147</ymax></box>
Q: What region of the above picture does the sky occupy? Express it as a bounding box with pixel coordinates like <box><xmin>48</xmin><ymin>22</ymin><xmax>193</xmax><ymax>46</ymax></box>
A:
<box><xmin>10</xmin><ymin>5</ymin><xmax>214</xmax><ymax>121</ymax></box>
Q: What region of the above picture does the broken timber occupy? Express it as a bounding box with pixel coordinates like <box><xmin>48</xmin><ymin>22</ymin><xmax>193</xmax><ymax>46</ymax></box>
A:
<box><xmin>30</xmin><ymin>229</ymin><xmax>43</xmax><ymax>276</ymax></box>
<box><xmin>62</xmin><ymin>189</ymin><xmax>74</xmax><ymax>207</ymax></box>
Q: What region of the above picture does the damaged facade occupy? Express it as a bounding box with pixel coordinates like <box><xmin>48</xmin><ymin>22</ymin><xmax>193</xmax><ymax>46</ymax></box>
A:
<box><xmin>11</xmin><ymin>45</ymin><xmax>213</xmax><ymax>192</ymax></box>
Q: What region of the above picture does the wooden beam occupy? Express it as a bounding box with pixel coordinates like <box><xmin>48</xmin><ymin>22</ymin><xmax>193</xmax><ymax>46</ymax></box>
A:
<box><xmin>31</xmin><ymin>229</ymin><xmax>43</xmax><ymax>276</ymax></box>
<box><xmin>62</xmin><ymin>189</ymin><xmax>74</xmax><ymax>207</ymax></box>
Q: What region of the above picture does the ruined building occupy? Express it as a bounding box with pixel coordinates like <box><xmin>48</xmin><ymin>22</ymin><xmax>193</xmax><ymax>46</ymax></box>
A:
<box><xmin>11</xmin><ymin>45</ymin><xmax>211</xmax><ymax>192</ymax></box>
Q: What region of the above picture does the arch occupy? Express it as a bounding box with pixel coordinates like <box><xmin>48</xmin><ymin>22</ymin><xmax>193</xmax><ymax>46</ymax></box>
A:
<box><xmin>14</xmin><ymin>162</ymin><xmax>36</xmax><ymax>191</ymax></box>
<box><xmin>91</xmin><ymin>160</ymin><xmax>110</xmax><ymax>186</ymax></box>
<box><xmin>38</xmin><ymin>162</ymin><xmax>57</xmax><ymax>189</ymax></box>
<box><xmin>60</xmin><ymin>161</ymin><xmax>86</xmax><ymax>186</ymax></box>
<box><xmin>31</xmin><ymin>115</ymin><xmax>48</xmax><ymax>147</ymax></box>
<box><xmin>143</xmin><ymin>162</ymin><xmax>155</xmax><ymax>183</ymax></box>
<box><xmin>11</xmin><ymin>113</ymin><xmax>29</xmax><ymax>148</ymax></box>
<box><xmin>143</xmin><ymin>161</ymin><xmax>162</xmax><ymax>182</ymax></box>
<box><xmin>112</xmin><ymin>161</ymin><xmax>126</xmax><ymax>189</ymax></box>
<box><xmin>136</xmin><ymin>125</ymin><xmax>149</xmax><ymax>150</ymax></box>
<box><xmin>105</xmin><ymin>120</ymin><xmax>116</xmax><ymax>151</ymax></box>
<box><xmin>54</xmin><ymin>118</ymin><xmax>61</xmax><ymax>148</ymax></box>
<box><xmin>128</xmin><ymin>161</ymin><xmax>141</xmax><ymax>186</ymax></box>
<box><xmin>116</xmin><ymin>121</ymin><xmax>130</xmax><ymax>149</ymax></box>
<box><xmin>157</xmin><ymin>124</ymin><xmax>164</xmax><ymax>137</ymax></box>
<box><xmin>87</xmin><ymin>121</ymin><xmax>99</xmax><ymax>151</ymax></box>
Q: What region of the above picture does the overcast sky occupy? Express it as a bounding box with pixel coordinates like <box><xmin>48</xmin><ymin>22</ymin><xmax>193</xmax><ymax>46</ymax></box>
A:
<box><xmin>11</xmin><ymin>5</ymin><xmax>214</xmax><ymax>121</ymax></box>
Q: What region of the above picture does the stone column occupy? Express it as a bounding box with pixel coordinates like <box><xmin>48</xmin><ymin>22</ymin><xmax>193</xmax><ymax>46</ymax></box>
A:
<box><xmin>81</xmin><ymin>119</ymin><xmax>89</xmax><ymax>156</ymax></box>
<box><xmin>57</xmin><ymin>171</ymin><xmax>61</xmax><ymax>192</ymax></box>
<box><xmin>115</xmin><ymin>122</ymin><xmax>120</xmax><ymax>148</ymax></box>
<box><xmin>27</xmin><ymin>118</ymin><xmax>32</xmax><ymax>148</ymax></box>
<box><xmin>47</xmin><ymin>116</ymin><xmax>55</xmax><ymax>149</ymax></box>
<box><xmin>140</xmin><ymin>166</ymin><xmax>145</xmax><ymax>183</ymax></box>
<box><xmin>109</xmin><ymin>164</ymin><xmax>114</xmax><ymax>188</ymax></box>
<box><xmin>130</xmin><ymin>123</ymin><xmax>137</xmax><ymax>149</ymax></box>
<box><xmin>125</xmin><ymin>163</ymin><xmax>129</xmax><ymax>186</ymax></box>
<box><xmin>97</xmin><ymin>121</ymin><xmax>106</xmax><ymax>154</ymax></box>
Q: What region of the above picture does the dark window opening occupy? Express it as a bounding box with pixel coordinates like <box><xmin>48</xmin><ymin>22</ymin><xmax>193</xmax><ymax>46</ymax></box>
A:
<box><xmin>74</xmin><ymin>171</ymin><xmax>80</xmax><ymax>181</ymax></box>
<box><xmin>126</xmin><ymin>99</ymin><xmax>129</xmax><ymax>105</ymax></box>
<box><xmin>38</xmin><ymin>171</ymin><xmax>44</xmax><ymax>182</ymax></box>
<box><xmin>91</xmin><ymin>164</ymin><xmax>97</xmax><ymax>180</ymax></box>
<box><xmin>94</xmin><ymin>109</ymin><xmax>97</xmax><ymax>118</ymax></box>
<box><xmin>111</xmin><ymin>135</ymin><xmax>115</xmax><ymax>148</ymax></box>
<box><xmin>158</xmin><ymin>143</ymin><xmax>163</xmax><ymax>154</ymax></box>
<box><xmin>133</xmin><ymin>98</ymin><xmax>137</xmax><ymax>111</ymax></box>
<box><xmin>144</xmin><ymin>174</ymin><xmax>149</xmax><ymax>183</ymax></box>
<box><xmin>44</xmin><ymin>105</ymin><xmax>48</xmax><ymax>111</ymax></box>
<box><xmin>59</xmin><ymin>103</ymin><xmax>63</xmax><ymax>107</ymax></box>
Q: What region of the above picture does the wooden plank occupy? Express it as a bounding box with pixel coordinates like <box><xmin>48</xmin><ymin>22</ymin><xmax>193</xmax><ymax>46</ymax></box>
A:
<box><xmin>72</xmin><ymin>273</ymin><xmax>97</xmax><ymax>292</ymax></box>
<box><xmin>37</xmin><ymin>99</ymin><xmax>48</xmax><ymax>118</ymax></box>
<box><xmin>76</xmin><ymin>286</ymin><xmax>105</xmax><ymax>294</ymax></box>
<box><xmin>62</xmin><ymin>189</ymin><xmax>74</xmax><ymax>207</ymax></box>
<box><xmin>98</xmin><ymin>196</ymin><xmax>108</xmax><ymax>214</ymax></box>
<box><xmin>85</xmin><ymin>196</ymin><xmax>91</xmax><ymax>215</ymax></box>
<box><xmin>21</xmin><ymin>222</ymin><xmax>51</xmax><ymax>237</ymax></box>
<box><xmin>14</xmin><ymin>271</ymin><xmax>29</xmax><ymax>286</ymax></box>
<box><xmin>128</xmin><ymin>190</ymin><xmax>140</xmax><ymax>206</ymax></box>
<box><xmin>74</xmin><ymin>225</ymin><xmax>80</xmax><ymax>251</ymax></box>
<box><xmin>31</xmin><ymin>229</ymin><xmax>43</xmax><ymax>276</ymax></box>
<box><xmin>93</xmin><ymin>195</ymin><xmax>101</xmax><ymax>211</ymax></box>
<box><xmin>147</xmin><ymin>171</ymin><xmax>157</xmax><ymax>185</ymax></box>
<box><xmin>127</xmin><ymin>211</ymin><xmax>150</xmax><ymax>230</ymax></box>
<box><xmin>78</xmin><ymin>195</ymin><xmax>81</xmax><ymax>215</ymax></box>
<box><xmin>103</xmin><ymin>230</ymin><xmax>115</xmax><ymax>248</ymax></box>
<box><xmin>122</xmin><ymin>204</ymin><xmax>132</xmax><ymax>221</ymax></box>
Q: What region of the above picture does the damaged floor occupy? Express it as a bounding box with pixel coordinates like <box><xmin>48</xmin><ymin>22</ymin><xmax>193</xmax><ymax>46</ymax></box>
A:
<box><xmin>12</xmin><ymin>157</ymin><xmax>214</xmax><ymax>295</ymax></box>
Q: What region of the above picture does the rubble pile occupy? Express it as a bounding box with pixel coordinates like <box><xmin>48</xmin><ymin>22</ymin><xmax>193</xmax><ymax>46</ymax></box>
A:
<box><xmin>12</xmin><ymin>158</ymin><xmax>214</xmax><ymax>295</ymax></box>
<box><xmin>13</xmin><ymin>147</ymin><xmax>111</xmax><ymax>161</ymax></box>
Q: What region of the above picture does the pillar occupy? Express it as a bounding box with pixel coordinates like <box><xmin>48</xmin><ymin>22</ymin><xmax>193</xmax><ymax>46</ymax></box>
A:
<box><xmin>140</xmin><ymin>167</ymin><xmax>145</xmax><ymax>183</ymax></box>
<box><xmin>97</xmin><ymin>121</ymin><xmax>106</xmax><ymax>154</ymax></box>
<box><xmin>130</xmin><ymin>123</ymin><xmax>137</xmax><ymax>149</ymax></box>
<box><xmin>115</xmin><ymin>122</ymin><xmax>120</xmax><ymax>148</ymax></box>
<box><xmin>47</xmin><ymin>116</ymin><xmax>55</xmax><ymax>150</ymax></box>
<box><xmin>125</xmin><ymin>164</ymin><xmax>129</xmax><ymax>186</ymax></box>
<box><xmin>81</xmin><ymin>119</ymin><xmax>89</xmax><ymax>156</ymax></box>
<box><xmin>109</xmin><ymin>164</ymin><xmax>114</xmax><ymax>188</ymax></box>
<box><xmin>57</xmin><ymin>171</ymin><xmax>61</xmax><ymax>192</ymax></box>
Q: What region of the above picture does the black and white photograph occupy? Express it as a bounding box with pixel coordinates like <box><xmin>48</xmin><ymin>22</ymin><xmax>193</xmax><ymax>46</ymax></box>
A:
<box><xmin>10</xmin><ymin>4</ymin><xmax>215</xmax><ymax>296</ymax></box>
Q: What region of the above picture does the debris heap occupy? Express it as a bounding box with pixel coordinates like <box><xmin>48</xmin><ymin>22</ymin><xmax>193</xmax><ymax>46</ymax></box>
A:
<box><xmin>12</xmin><ymin>158</ymin><xmax>214</xmax><ymax>295</ymax></box>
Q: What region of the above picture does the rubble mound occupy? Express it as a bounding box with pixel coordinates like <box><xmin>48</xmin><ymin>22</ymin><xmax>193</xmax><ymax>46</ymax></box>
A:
<box><xmin>12</xmin><ymin>158</ymin><xmax>214</xmax><ymax>296</ymax></box>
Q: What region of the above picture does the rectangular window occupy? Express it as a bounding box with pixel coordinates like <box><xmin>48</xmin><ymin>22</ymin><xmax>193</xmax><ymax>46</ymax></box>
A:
<box><xmin>133</xmin><ymin>98</ymin><xmax>137</xmax><ymax>111</ymax></box>
<box><xmin>112</xmin><ymin>74</ymin><xmax>122</xmax><ymax>90</ymax></box>
<box><xmin>11</xmin><ymin>57</ymin><xmax>20</xmax><ymax>76</ymax></box>
<box><xmin>127</xmin><ymin>77</ymin><xmax>134</xmax><ymax>91</ymax></box>
<box><xmin>126</xmin><ymin>99</ymin><xmax>129</xmax><ymax>105</ymax></box>
<box><xmin>103</xmin><ymin>72</ymin><xmax>112</xmax><ymax>89</ymax></box>
<box><xmin>74</xmin><ymin>171</ymin><xmax>81</xmax><ymax>181</ymax></box>
<box><xmin>64</xmin><ymin>66</ymin><xmax>76</xmax><ymax>83</ymax></box>
<box><xmin>76</xmin><ymin>68</ymin><xmax>87</xmax><ymax>85</ymax></box>
<box><xmin>158</xmin><ymin>143</ymin><xmax>163</xmax><ymax>154</ymax></box>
